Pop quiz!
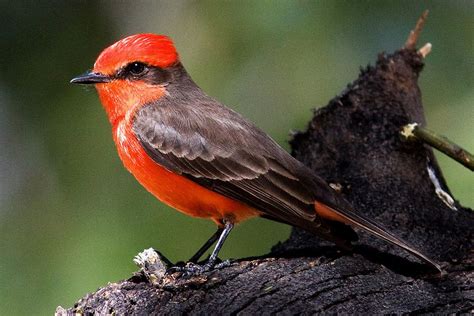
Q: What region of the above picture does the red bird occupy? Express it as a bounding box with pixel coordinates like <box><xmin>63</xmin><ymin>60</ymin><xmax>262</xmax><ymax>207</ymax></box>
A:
<box><xmin>71</xmin><ymin>34</ymin><xmax>440</xmax><ymax>273</ymax></box>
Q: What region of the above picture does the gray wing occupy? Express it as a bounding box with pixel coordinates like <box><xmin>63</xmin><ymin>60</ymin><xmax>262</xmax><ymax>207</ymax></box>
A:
<box><xmin>131</xmin><ymin>92</ymin><xmax>442</xmax><ymax>269</ymax></box>
<box><xmin>134</xmin><ymin>101</ymin><xmax>315</xmax><ymax>215</ymax></box>
<box><xmin>132</xmin><ymin>96</ymin><xmax>355</xmax><ymax>241</ymax></box>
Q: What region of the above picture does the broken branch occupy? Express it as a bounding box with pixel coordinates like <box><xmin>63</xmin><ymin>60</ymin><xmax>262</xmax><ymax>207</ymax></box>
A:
<box><xmin>404</xmin><ymin>10</ymin><xmax>429</xmax><ymax>49</ymax></box>
<box><xmin>401</xmin><ymin>123</ymin><xmax>474</xmax><ymax>171</ymax></box>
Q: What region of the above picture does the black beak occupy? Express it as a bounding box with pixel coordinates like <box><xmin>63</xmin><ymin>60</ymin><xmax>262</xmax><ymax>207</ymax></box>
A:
<box><xmin>70</xmin><ymin>71</ymin><xmax>111</xmax><ymax>84</ymax></box>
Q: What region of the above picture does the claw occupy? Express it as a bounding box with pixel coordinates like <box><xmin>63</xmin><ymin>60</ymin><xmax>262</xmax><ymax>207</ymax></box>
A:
<box><xmin>166</xmin><ymin>262</ymin><xmax>209</xmax><ymax>277</ymax></box>
<box><xmin>166</xmin><ymin>258</ymin><xmax>230</xmax><ymax>277</ymax></box>
<box><xmin>214</xmin><ymin>259</ymin><xmax>231</xmax><ymax>269</ymax></box>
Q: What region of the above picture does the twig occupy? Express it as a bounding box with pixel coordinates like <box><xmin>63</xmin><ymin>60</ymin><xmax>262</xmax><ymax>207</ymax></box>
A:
<box><xmin>404</xmin><ymin>10</ymin><xmax>429</xmax><ymax>50</ymax></box>
<box><xmin>401</xmin><ymin>123</ymin><xmax>474</xmax><ymax>171</ymax></box>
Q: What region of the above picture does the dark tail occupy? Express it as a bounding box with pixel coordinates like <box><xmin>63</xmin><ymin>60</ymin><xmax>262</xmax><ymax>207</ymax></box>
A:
<box><xmin>321</xmin><ymin>203</ymin><xmax>442</xmax><ymax>273</ymax></box>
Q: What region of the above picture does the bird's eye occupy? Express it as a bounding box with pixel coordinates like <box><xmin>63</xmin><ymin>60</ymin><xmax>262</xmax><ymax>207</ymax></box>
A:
<box><xmin>127</xmin><ymin>62</ymin><xmax>147</xmax><ymax>76</ymax></box>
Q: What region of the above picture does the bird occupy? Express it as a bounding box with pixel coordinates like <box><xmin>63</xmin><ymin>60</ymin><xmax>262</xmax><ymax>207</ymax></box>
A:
<box><xmin>71</xmin><ymin>33</ymin><xmax>440</xmax><ymax>274</ymax></box>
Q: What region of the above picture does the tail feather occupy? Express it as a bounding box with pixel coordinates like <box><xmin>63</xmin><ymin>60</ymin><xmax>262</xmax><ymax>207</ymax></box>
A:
<box><xmin>317</xmin><ymin>203</ymin><xmax>442</xmax><ymax>272</ymax></box>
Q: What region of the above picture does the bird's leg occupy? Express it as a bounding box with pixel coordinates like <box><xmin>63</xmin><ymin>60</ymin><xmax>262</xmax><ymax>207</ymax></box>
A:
<box><xmin>168</xmin><ymin>221</ymin><xmax>234</xmax><ymax>276</ymax></box>
<box><xmin>205</xmin><ymin>220</ymin><xmax>234</xmax><ymax>268</ymax></box>
<box><xmin>188</xmin><ymin>226</ymin><xmax>224</xmax><ymax>263</ymax></box>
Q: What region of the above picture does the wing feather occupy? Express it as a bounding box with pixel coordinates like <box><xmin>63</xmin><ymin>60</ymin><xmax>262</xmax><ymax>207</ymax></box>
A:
<box><xmin>133</xmin><ymin>101</ymin><xmax>323</xmax><ymax>224</ymax></box>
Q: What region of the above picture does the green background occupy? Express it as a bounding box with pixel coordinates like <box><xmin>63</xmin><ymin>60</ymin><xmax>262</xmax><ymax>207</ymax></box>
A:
<box><xmin>1</xmin><ymin>1</ymin><xmax>472</xmax><ymax>314</ymax></box>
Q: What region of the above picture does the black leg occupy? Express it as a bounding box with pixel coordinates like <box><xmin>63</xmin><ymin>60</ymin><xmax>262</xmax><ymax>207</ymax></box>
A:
<box><xmin>189</xmin><ymin>226</ymin><xmax>224</xmax><ymax>263</ymax></box>
<box><xmin>167</xmin><ymin>220</ymin><xmax>234</xmax><ymax>276</ymax></box>
<box><xmin>206</xmin><ymin>221</ymin><xmax>234</xmax><ymax>267</ymax></box>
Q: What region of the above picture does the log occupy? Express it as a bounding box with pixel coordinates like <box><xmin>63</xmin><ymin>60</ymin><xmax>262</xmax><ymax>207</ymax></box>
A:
<box><xmin>56</xmin><ymin>13</ymin><xmax>473</xmax><ymax>315</ymax></box>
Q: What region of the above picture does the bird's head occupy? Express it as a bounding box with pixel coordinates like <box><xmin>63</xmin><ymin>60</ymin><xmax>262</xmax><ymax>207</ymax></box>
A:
<box><xmin>71</xmin><ymin>34</ymin><xmax>180</xmax><ymax>125</ymax></box>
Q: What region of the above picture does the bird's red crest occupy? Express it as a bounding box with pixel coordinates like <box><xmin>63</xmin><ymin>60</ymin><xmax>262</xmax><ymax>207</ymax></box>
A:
<box><xmin>93</xmin><ymin>34</ymin><xmax>179</xmax><ymax>75</ymax></box>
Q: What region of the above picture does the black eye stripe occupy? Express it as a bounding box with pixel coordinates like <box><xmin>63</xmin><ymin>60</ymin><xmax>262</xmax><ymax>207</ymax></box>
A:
<box><xmin>114</xmin><ymin>61</ymin><xmax>147</xmax><ymax>78</ymax></box>
<box><xmin>115</xmin><ymin>62</ymin><xmax>171</xmax><ymax>85</ymax></box>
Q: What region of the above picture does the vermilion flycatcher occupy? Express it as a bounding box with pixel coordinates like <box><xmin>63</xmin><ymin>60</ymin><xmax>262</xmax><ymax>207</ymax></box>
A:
<box><xmin>71</xmin><ymin>34</ymin><xmax>440</xmax><ymax>273</ymax></box>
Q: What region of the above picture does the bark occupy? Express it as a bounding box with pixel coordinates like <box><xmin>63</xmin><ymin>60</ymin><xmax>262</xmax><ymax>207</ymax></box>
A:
<box><xmin>56</xmin><ymin>16</ymin><xmax>474</xmax><ymax>315</ymax></box>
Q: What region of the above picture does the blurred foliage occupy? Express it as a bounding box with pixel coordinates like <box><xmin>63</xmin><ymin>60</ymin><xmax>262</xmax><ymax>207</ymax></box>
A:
<box><xmin>0</xmin><ymin>1</ymin><xmax>472</xmax><ymax>315</ymax></box>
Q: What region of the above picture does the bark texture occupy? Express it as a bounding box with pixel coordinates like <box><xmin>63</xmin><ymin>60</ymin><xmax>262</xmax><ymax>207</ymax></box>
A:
<box><xmin>57</xmin><ymin>28</ymin><xmax>474</xmax><ymax>315</ymax></box>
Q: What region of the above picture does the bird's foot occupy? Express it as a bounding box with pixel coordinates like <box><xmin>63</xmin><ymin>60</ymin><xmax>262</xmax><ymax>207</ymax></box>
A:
<box><xmin>167</xmin><ymin>259</ymin><xmax>231</xmax><ymax>277</ymax></box>
<box><xmin>167</xmin><ymin>262</ymin><xmax>211</xmax><ymax>276</ymax></box>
